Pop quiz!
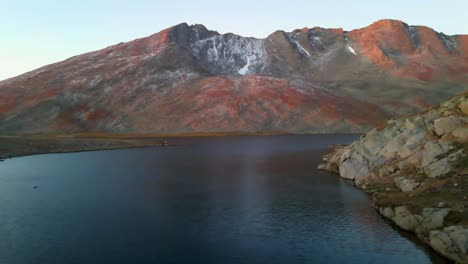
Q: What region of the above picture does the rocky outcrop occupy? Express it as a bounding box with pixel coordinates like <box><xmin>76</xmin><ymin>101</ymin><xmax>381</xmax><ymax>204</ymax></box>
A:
<box><xmin>431</xmin><ymin>226</ymin><xmax>468</xmax><ymax>263</ymax></box>
<box><xmin>320</xmin><ymin>92</ymin><xmax>468</xmax><ymax>263</ymax></box>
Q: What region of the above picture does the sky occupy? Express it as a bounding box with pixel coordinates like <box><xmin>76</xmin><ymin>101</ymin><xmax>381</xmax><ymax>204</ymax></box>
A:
<box><xmin>1</xmin><ymin>0</ymin><xmax>467</xmax><ymax>81</ymax></box>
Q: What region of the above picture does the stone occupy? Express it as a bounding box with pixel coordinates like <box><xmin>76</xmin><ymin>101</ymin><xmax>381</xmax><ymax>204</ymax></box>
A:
<box><xmin>450</xmin><ymin>227</ymin><xmax>468</xmax><ymax>255</ymax></box>
<box><xmin>379</xmin><ymin>207</ymin><xmax>395</xmax><ymax>219</ymax></box>
<box><xmin>441</xmin><ymin>101</ymin><xmax>456</xmax><ymax>109</ymax></box>
<box><xmin>339</xmin><ymin>152</ymin><xmax>370</xmax><ymax>180</ymax></box>
<box><xmin>386</xmin><ymin>165</ymin><xmax>398</xmax><ymax>174</ymax></box>
<box><xmin>421</xmin><ymin>141</ymin><xmax>451</xmax><ymax>166</ymax></box>
<box><xmin>423</xmin><ymin>158</ymin><xmax>451</xmax><ymax>178</ymax></box>
<box><xmin>397</xmin><ymin>160</ymin><xmax>411</xmax><ymax>170</ymax></box>
<box><xmin>430</xmin><ymin>231</ymin><xmax>454</xmax><ymax>258</ymax></box>
<box><xmin>392</xmin><ymin>206</ymin><xmax>423</xmax><ymax>231</ymax></box>
<box><xmin>406</xmin><ymin>150</ymin><xmax>423</xmax><ymax>165</ymax></box>
<box><xmin>380</xmin><ymin>135</ymin><xmax>405</xmax><ymax>157</ymax></box>
<box><xmin>430</xmin><ymin>226</ymin><xmax>468</xmax><ymax>263</ymax></box>
<box><xmin>393</xmin><ymin>177</ymin><xmax>419</xmax><ymax>192</ymax></box>
<box><xmin>398</xmin><ymin>131</ymin><xmax>426</xmax><ymax>158</ymax></box>
<box><xmin>452</xmin><ymin>127</ymin><xmax>468</xmax><ymax>141</ymax></box>
<box><xmin>459</xmin><ymin>99</ymin><xmax>468</xmax><ymax>116</ymax></box>
<box><xmin>433</xmin><ymin>116</ymin><xmax>466</xmax><ymax>136</ymax></box>
<box><xmin>423</xmin><ymin>110</ymin><xmax>442</xmax><ymax>123</ymax></box>
<box><xmin>420</xmin><ymin>208</ymin><xmax>450</xmax><ymax>230</ymax></box>
<box><xmin>405</xmin><ymin>117</ymin><xmax>425</xmax><ymax>130</ymax></box>
<box><xmin>436</xmin><ymin>202</ymin><xmax>448</xmax><ymax>208</ymax></box>
<box><xmin>361</xmin><ymin>125</ymin><xmax>400</xmax><ymax>156</ymax></box>
<box><xmin>423</xmin><ymin>149</ymin><xmax>464</xmax><ymax>178</ymax></box>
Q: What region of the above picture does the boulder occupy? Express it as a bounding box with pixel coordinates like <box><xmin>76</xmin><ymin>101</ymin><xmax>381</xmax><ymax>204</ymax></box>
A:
<box><xmin>430</xmin><ymin>226</ymin><xmax>468</xmax><ymax>263</ymax></box>
<box><xmin>361</xmin><ymin>125</ymin><xmax>400</xmax><ymax>156</ymax></box>
<box><xmin>421</xmin><ymin>112</ymin><xmax>438</xmax><ymax>132</ymax></box>
<box><xmin>420</xmin><ymin>208</ymin><xmax>450</xmax><ymax>230</ymax></box>
<box><xmin>433</xmin><ymin>116</ymin><xmax>466</xmax><ymax>136</ymax></box>
<box><xmin>405</xmin><ymin>116</ymin><xmax>426</xmax><ymax>130</ymax></box>
<box><xmin>398</xmin><ymin>131</ymin><xmax>426</xmax><ymax>158</ymax></box>
<box><xmin>406</xmin><ymin>150</ymin><xmax>423</xmax><ymax>165</ymax></box>
<box><xmin>459</xmin><ymin>99</ymin><xmax>468</xmax><ymax>116</ymax></box>
<box><xmin>380</xmin><ymin>135</ymin><xmax>405</xmax><ymax>158</ymax></box>
<box><xmin>423</xmin><ymin>110</ymin><xmax>442</xmax><ymax>124</ymax></box>
<box><xmin>421</xmin><ymin>141</ymin><xmax>451</xmax><ymax>166</ymax></box>
<box><xmin>441</xmin><ymin>101</ymin><xmax>456</xmax><ymax>109</ymax></box>
<box><xmin>423</xmin><ymin>158</ymin><xmax>451</xmax><ymax>178</ymax></box>
<box><xmin>392</xmin><ymin>206</ymin><xmax>423</xmax><ymax>231</ymax></box>
<box><xmin>450</xmin><ymin>227</ymin><xmax>468</xmax><ymax>256</ymax></box>
<box><xmin>452</xmin><ymin>127</ymin><xmax>468</xmax><ymax>141</ymax></box>
<box><xmin>339</xmin><ymin>154</ymin><xmax>370</xmax><ymax>180</ymax></box>
<box><xmin>397</xmin><ymin>160</ymin><xmax>411</xmax><ymax>170</ymax></box>
<box><xmin>423</xmin><ymin>149</ymin><xmax>464</xmax><ymax>178</ymax></box>
<box><xmin>393</xmin><ymin>177</ymin><xmax>419</xmax><ymax>192</ymax></box>
<box><xmin>379</xmin><ymin>207</ymin><xmax>395</xmax><ymax>219</ymax></box>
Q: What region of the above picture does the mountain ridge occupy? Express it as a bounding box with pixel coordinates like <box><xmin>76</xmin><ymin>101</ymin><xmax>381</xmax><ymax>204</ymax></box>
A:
<box><xmin>3</xmin><ymin>19</ymin><xmax>465</xmax><ymax>83</ymax></box>
<box><xmin>0</xmin><ymin>19</ymin><xmax>466</xmax><ymax>134</ymax></box>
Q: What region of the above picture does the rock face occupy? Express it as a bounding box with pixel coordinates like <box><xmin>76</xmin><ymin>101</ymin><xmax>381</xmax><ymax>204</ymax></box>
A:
<box><xmin>431</xmin><ymin>227</ymin><xmax>468</xmax><ymax>263</ymax></box>
<box><xmin>0</xmin><ymin>19</ymin><xmax>467</xmax><ymax>134</ymax></box>
<box><xmin>320</xmin><ymin>92</ymin><xmax>468</xmax><ymax>263</ymax></box>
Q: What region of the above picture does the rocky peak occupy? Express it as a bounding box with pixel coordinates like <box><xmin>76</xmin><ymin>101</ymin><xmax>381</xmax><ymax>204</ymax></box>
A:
<box><xmin>368</xmin><ymin>19</ymin><xmax>408</xmax><ymax>29</ymax></box>
<box><xmin>167</xmin><ymin>23</ymin><xmax>219</xmax><ymax>47</ymax></box>
<box><xmin>349</xmin><ymin>19</ymin><xmax>415</xmax><ymax>58</ymax></box>
<box><xmin>107</xmin><ymin>20</ymin><xmax>467</xmax><ymax>80</ymax></box>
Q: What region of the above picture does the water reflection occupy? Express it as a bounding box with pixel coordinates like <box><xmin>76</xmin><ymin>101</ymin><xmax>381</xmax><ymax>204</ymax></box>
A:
<box><xmin>0</xmin><ymin>135</ymin><xmax>447</xmax><ymax>264</ymax></box>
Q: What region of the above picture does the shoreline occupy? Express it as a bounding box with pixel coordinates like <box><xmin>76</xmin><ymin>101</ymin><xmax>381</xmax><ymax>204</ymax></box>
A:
<box><xmin>0</xmin><ymin>136</ymin><xmax>165</xmax><ymax>161</ymax></box>
<box><xmin>323</xmin><ymin>164</ymin><xmax>455</xmax><ymax>263</ymax></box>
<box><xmin>317</xmin><ymin>93</ymin><xmax>468</xmax><ymax>263</ymax></box>
<box><xmin>0</xmin><ymin>132</ymin><xmax>361</xmax><ymax>161</ymax></box>
<box><xmin>319</xmin><ymin>143</ymin><xmax>467</xmax><ymax>263</ymax></box>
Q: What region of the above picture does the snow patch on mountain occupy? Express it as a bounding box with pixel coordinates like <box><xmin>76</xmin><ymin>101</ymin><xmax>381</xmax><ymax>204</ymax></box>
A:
<box><xmin>439</xmin><ymin>34</ymin><xmax>457</xmax><ymax>50</ymax></box>
<box><xmin>347</xmin><ymin>45</ymin><xmax>357</xmax><ymax>55</ymax></box>
<box><xmin>286</xmin><ymin>34</ymin><xmax>311</xmax><ymax>57</ymax></box>
<box><xmin>238</xmin><ymin>57</ymin><xmax>250</xmax><ymax>75</ymax></box>
<box><xmin>191</xmin><ymin>34</ymin><xmax>267</xmax><ymax>75</ymax></box>
<box><xmin>344</xmin><ymin>38</ymin><xmax>357</xmax><ymax>55</ymax></box>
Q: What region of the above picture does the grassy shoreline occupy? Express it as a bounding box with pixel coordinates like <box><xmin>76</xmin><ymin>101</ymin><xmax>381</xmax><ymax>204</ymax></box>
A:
<box><xmin>0</xmin><ymin>136</ymin><xmax>166</xmax><ymax>161</ymax></box>
<box><xmin>0</xmin><ymin>132</ymin><xmax>291</xmax><ymax>160</ymax></box>
<box><xmin>0</xmin><ymin>132</ymin><xmax>360</xmax><ymax>160</ymax></box>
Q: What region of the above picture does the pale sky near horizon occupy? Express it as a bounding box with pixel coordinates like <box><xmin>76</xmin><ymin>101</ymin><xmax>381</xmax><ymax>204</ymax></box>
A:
<box><xmin>1</xmin><ymin>0</ymin><xmax>467</xmax><ymax>81</ymax></box>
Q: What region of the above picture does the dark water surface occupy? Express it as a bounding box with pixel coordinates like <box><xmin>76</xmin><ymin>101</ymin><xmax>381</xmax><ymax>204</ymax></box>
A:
<box><xmin>0</xmin><ymin>135</ymin><xmax>447</xmax><ymax>264</ymax></box>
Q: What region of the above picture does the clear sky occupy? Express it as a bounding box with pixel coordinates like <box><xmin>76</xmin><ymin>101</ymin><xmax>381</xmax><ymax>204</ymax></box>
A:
<box><xmin>1</xmin><ymin>0</ymin><xmax>467</xmax><ymax>81</ymax></box>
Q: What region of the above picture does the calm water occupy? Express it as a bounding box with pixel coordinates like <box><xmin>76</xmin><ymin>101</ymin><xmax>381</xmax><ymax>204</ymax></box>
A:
<box><xmin>0</xmin><ymin>135</ymin><xmax>447</xmax><ymax>264</ymax></box>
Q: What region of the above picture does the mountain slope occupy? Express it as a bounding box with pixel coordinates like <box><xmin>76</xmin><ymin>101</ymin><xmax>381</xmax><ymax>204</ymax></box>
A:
<box><xmin>0</xmin><ymin>19</ymin><xmax>466</xmax><ymax>134</ymax></box>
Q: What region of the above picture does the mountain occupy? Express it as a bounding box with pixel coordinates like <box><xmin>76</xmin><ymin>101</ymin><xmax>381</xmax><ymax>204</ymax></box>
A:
<box><xmin>0</xmin><ymin>19</ymin><xmax>466</xmax><ymax>134</ymax></box>
<box><xmin>318</xmin><ymin>92</ymin><xmax>468</xmax><ymax>263</ymax></box>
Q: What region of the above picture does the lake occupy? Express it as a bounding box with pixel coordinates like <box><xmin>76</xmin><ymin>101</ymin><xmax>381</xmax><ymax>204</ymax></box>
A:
<box><xmin>0</xmin><ymin>135</ymin><xmax>447</xmax><ymax>263</ymax></box>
